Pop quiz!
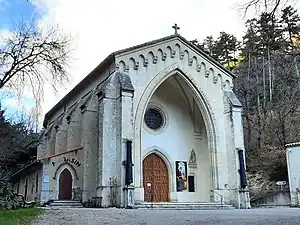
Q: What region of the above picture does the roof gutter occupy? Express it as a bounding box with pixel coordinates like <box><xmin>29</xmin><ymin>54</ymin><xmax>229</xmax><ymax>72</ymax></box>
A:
<box><xmin>38</xmin><ymin>146</ymin><xmax>83</xmax><ymax>161</ymax></box>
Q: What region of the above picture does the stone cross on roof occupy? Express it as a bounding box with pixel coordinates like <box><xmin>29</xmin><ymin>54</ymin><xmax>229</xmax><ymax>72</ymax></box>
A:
<box><xmin>172</xmin><ymin>23</ymin><xmax>180</xmax><ymax>35</ymax></box>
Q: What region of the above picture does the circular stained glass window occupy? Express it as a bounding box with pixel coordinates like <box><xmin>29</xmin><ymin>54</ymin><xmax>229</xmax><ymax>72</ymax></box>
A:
<box><xmin>144</xmin><ymin>108</ymin><xmax>164</xmax><ymax>130</ymax></box>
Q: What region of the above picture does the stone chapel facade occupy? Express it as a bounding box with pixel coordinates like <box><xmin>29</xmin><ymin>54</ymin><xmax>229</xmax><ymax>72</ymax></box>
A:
<box><xmin>37</xmin><ymin>32</ymin><xmax>251</xmax><ymax>208</ymax></box>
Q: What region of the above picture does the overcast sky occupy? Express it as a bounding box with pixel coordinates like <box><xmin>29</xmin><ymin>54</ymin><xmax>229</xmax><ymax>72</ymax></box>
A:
<box><xmin>0</xmin><ymin>0</ymin><xmax>297</xmax><ymax>123</ymax></box>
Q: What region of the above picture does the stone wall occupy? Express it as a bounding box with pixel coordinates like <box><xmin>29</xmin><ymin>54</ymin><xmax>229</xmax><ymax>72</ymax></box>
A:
<box><xmin>38</xmin><ymin>72</ymin><xmax>134</xmax><ymax>207</ymax></box>
<box><xmin>252</xmin><ymin>191</ymin><xmax>290</xmax><ymax>207</ymax></box>
<box><xmin>12</xmin><ymin>167</ymin><xmax>42</xmax><ymax>202</ymax></box>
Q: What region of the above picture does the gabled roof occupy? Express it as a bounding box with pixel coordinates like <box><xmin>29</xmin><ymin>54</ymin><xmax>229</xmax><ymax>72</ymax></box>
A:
<box><xmin>43</xmin><ymin>34</ymin><xmax>236</xmax><ymax>127</ymax></box>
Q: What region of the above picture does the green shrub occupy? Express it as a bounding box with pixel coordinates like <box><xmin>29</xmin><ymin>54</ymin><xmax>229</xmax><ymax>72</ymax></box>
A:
<box><xmin>0</xmin><ymin>181</ymin><xmax>23</xmax><ymax>210</ymax></box>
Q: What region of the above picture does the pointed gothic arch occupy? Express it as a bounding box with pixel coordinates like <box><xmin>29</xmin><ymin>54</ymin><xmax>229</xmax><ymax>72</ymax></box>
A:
<box><xmin>142</xmin><ymin>147</ymin><xmax>175</xmax><ymax>193</ymax></box>
<box><xmin>59</xmin><ymin>168</ymin><xmax>72</xmax><ymax>200</ymax></box>
<box><xmin>55</xmin><ymin>163</ymin><xmax>76</xmax><ymax>200</ymax></box>
<box><xmin>134</xmin><ymin>63</ymin><xmax>218</xmax><ymax>190</ymax></box>
<box><xmin>53</xmin><ymin>162</ymin><xmax>79</xmax><ymax>180</ymax></box>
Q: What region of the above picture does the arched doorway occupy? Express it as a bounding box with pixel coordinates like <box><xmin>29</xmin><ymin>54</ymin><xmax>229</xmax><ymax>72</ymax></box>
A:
<box><xmin>143</xmin><ymin>153</ymin><xmax>169</xmax><ymax>202</ymax></box>
<box><xmin>59</xmin><ymin>169</ymin><xmax>72</xmax><ymax>200</ymax></box>
<box><xmin>134</xmin><ymin>68</ymin><xmax>217</xmax><ymax>202</ymax></box>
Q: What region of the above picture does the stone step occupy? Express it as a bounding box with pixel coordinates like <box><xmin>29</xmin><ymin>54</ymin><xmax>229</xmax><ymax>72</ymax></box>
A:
<box><xmin>48</xmin><ymin>205</ymin><xmax>83</xmax><ymax>208</ymax></box>
<box><xmin>49</xmin><ymin>200</ymin><xmax>83</xmax><ymax>208</ymax></box>
<box><xmin>50</xmin><ymin>203</ymin><xmax>83</xmax><ymax>207</ymax></box>
<box><xmin>135</xmin><ymin>202</ymin><xmax>236</xmax><ymax>210</ymax></box>
<box><xmin>51</xmin><ymin>200</ymin><xmax>81</xmax><ymax>204</ymax></box>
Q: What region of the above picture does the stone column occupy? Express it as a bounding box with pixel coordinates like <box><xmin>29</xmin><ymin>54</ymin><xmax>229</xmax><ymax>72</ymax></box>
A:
<box><xmin>81</xmin><ymin>92</ymin><xmax>99</xmax><ymax>204</ymax></box>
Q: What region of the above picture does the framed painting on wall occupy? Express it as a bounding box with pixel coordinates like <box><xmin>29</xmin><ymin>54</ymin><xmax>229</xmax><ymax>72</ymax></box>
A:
<box><xmin>176</xmin><ymin>161</ymin><xmax>187</xmax><ymax>192</ymax></box>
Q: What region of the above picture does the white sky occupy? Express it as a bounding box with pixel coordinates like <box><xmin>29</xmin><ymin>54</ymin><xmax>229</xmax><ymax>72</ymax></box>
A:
<box><xmin>35</xmin><ymin>0</ymin><xmax>247</xmax><ymax>113</ymax></box>
<box><xmin>5</xmin><ymin>0</ymin><xmax>297</xmax><ymax>124</ymax></box>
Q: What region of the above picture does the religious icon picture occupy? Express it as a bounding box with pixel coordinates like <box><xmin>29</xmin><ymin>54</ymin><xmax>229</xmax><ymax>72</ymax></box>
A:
<box><xmin>176</xmin><ymin>161</ymin><xmax>187</xmax><ymax>192</ymax></box>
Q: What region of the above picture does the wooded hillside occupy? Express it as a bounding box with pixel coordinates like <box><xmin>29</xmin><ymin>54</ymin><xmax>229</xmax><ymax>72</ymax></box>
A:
<box><xmin>192</xmin><ymin>5</ymin><xmax>300</xmax><ymax>201</ymax></box>
<box><xmin>0</xmin><ymin>106</ymin><xmax>39</xmax><ymax>181</ymax></box>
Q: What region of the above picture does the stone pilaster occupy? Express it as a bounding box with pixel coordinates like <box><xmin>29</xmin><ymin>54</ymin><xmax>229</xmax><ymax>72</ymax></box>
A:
<box><xmin>46</xmin><ymin>126</ymin><xmax>56</xmax><ymax>156</ymax></box>
<box><xmin>37</xmin><ymin>135</ymin><xmax>47</xmax><ymax>159</ymax></box>
<box><xmin>226</xmin><ymin>90</ymin><xmax>251</xmax><ymax>209</ymax></box>
<box><xmin>81</xmin><ymin>92</ymin><xmax>99</xmax><ymax>204</ymax></box>
<box><xmin>54</xmin><ymin>118</ymin><xmax>68</xmax><ymax>154</ymax></box>
<box><xmin>67</xmin><ymin>107</ymin><xmax>82</xmax><ymax>150</ymax></box>
<box><xmin>124</xmin><ymin>187</ymin><xmax>135</xmax><ymax>208</ymax></box>
<box><xmin>98</xmin><ymin>93</ymin><xmax>118</xmax><ymax>207</ymax></box>
<box><xmin>40</xmin><ymin>162</ymin><xmax>50</xmax><ymax>205</ymax></box>
<box><xmin>231</xmin><ymin>107</ymin><xmax>244</xmax><ymax>150</ymax></box>
<box><xmin>210</xmin><ymin>95</ymin><xmax>229</xmax><ymax>204</ymax></box>
<box><xmin>212</xmin><ymin>123</ymin><xmax>229</xmax><ymax>203</ymax></box>
<box><xmin>97</xmin><ymin>72</ymin><xmax>134</xmax><ymax>207</ymax></box>
<box><xmin>67</xmin><ymin>106</ymin><xmax>83</xmax><ymax>195</ymax></box>
<box><xmin>233</xmin><ymin>107</ymin><xmax>250</xmax><ymax>209</ymax></box>
<box><xmin>120</xmin><ymin>89</ymin><xmax>134</xmax><ymax>207</ymax></box>
<box><xmin>221</xmin><ymin>90</ymin><xmax>251</xmax><ymax>208</ymax></box>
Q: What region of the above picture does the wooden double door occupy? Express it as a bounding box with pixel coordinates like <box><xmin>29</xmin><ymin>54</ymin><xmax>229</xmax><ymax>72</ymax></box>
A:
<box><xmin>143</xmin><ymin>153</ymin><xmax>169</xmax><ymax>202</ymax></box>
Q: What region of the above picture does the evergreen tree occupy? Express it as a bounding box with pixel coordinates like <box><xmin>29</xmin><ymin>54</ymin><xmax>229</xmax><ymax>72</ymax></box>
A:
<box><xmin>202</xmin><ymin>36</ymin><xmax>215</xmax><ymax>56</ymax></box>
<box><xmin>191</xmin><ymin>39</ymin><xmax>205</xmax><ymax>51</ymax></box>
<box><xmin>257</xmin><ymin>12</ymin><xmax>283</xmax><ymax>53</ymax></box>
<box><xmin>192</xmin><ymin>3</ymin><xmax>300</xmax><ymax>202</ymax></box>
<box><xmin>0</xmin><ymin>105</ymin><xmax>38</xmax><ymax>168</ymax></box>
<box><xmin>214</xmin><ymin>32</ymin><xmax>240</xmax><ymax>69</ymax></box>
<box><xmin>280</xmin><ymin>6</ymin><xmax>300</xmax><ymax>47</ymax></box>
<box><xmin>242</xmin><ymin>18</ymin><xmax>261</xmax><ymax>58</ymax></box>
<box><xmin>191</xmin><ymin>38</ymin><xmax>213</xmax><ymax>57</ymax></box>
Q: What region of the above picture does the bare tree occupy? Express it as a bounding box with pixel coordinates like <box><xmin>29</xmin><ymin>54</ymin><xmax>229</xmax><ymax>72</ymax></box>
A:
<box><xmin>238</xmin><ymin>0</ymin><xmax>291</xmax><ymax>18</ymax></box>
<box><xmin>0</xmin><ymin>18</ymin><xmax>71</xmax><ymax>105</ymax></box>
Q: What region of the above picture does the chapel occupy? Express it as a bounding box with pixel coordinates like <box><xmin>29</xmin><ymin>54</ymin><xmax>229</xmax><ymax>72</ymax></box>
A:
<box><xmin>12</xmin><ymin>25</ymin><xmax>251</xmax><ymax>209</ymax></box>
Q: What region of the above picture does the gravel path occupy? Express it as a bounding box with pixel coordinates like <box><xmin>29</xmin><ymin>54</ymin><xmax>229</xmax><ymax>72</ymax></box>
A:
<box><xmin>32</xmin><ymin>207</ymin><xmax>300</xmax><ymax>225</ymax></box>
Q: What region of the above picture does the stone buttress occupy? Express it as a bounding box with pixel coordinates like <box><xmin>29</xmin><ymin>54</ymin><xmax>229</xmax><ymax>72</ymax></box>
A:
<box><xmin>97</xmin><ymin>72</ymin><xmax>135</xmax><ymax>207</ymax></box>
<box><xmin>80</xmin><ymin>90</ymin><xmax>99</xmax><ymax>203</ymax></box>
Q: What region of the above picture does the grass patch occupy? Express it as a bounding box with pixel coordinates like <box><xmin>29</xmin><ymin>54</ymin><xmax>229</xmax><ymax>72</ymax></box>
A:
<box><xmin>0</xmin><ymin>208</ymin><xmax>44</xmax><ymax>225</ymax></box>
